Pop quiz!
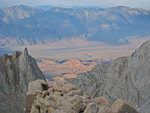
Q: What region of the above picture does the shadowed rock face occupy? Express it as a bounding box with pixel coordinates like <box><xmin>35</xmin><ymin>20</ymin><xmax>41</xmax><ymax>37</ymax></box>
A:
<box><xmin>67</xmin><ymin>39</ymin><xmax>150</xmax><ymax>110</ymax></box>
<box><xmin>0</xmin><ymin>48</ymin><xmax>45</xmax><ymax>113</ymax></box>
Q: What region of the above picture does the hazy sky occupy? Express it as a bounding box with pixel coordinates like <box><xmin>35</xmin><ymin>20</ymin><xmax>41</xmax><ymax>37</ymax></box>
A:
<box><xmin>0</xmin><ymin>0</ymin><xmax>150</xmax><ymax>9</ymax></box>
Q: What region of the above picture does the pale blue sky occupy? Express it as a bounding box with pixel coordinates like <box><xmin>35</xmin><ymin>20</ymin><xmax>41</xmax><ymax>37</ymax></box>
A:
<box><xmin>0</xmin><ymin>0</ymin><xmax>150</xmax><ymax>9</ymax></box>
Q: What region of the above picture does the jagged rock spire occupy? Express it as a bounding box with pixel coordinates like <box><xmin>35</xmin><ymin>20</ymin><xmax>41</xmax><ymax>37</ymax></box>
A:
<box><xmin>24</xmin><ymin>48</ymin><xmax>29</xmax><ymax>56</ymax></box>
<box><xmin>0</xmin><ymin>48</ymin><xmax>45</xmax><ymax>113</ymax></box>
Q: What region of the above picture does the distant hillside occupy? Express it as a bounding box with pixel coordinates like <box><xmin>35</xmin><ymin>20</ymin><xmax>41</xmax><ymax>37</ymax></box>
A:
<box><xmin>0</xmin><ymin>5</ymin><xmax>150</xmax><ymax>47</ymax></box>
<box><xmin>37</xmin><ymin>58</ymin><xmax>105</xmax><ymax>80</ymax></box>
<box><xmin>37</xmin><ymin>58</ymin><xmax>112</xmax><ymax>82</ymax></box>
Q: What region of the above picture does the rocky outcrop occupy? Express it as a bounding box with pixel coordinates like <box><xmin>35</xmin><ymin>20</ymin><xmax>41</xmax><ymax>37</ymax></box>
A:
<box><xmin>0</xmin><ymin>48</ymin><xmax>45</xmax><ymax>113</ymax></box>
<box><xmin>111</xmin><ymin>99</ymin><xmax>139</xmax><ymax>113</ymax></box>
<box><xmin>67</xmin><ymin>40</ymin><xmax>150</xmax><ymax>111</ymax></box>
<box><xmin>27</xmin><ymin>80</ymin><xmax>139</xmax><ymax>113</ymax></box>
<box><xmin>26</xmin><ymin>80</ymin><xmax>48</xmax><ymax>113</ymax></box>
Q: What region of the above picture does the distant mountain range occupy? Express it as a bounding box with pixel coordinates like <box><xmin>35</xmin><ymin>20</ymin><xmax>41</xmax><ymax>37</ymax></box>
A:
<box><xmin>0</xmin><ymin>5</ymin><xmax>150</xmax><ymax>49</ymax></box>
<box><xmin>37</xmin><ymin>5</ymin><xmax>105</xmax><ymax>10</ymax></box>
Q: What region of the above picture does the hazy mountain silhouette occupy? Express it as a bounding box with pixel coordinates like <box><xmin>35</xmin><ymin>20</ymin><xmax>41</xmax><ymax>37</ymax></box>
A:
<box><xmin>0</xmin><ymin>5</ymin><xmax>150</xmax><ymax>47</ymax></box>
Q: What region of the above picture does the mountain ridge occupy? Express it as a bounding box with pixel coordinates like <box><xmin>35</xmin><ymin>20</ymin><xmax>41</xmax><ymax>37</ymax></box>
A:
<box><xmin>0</xmin><ymin>5</ymin><xmax>150</xmax><ymax>47</ymax></box>
<box><xmin>66</xmin><ymin>39</ymin><xmax>150</xmax><ymax>113</ymax></box>
<box><xmin>0</xmin><ymin>48</ymin><xmax>45</xmax><ymax>113</ymax></box>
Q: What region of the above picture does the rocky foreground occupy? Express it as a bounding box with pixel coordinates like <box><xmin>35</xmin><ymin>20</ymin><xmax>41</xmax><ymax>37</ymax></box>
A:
<box><xmin>26</xmin><ymin>80</ymin><xmax>139</xmax><ymax>113</ymax></box>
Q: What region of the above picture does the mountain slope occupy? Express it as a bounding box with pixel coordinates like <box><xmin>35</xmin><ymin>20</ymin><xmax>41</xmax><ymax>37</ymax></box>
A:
<box><xmin>0</xmin><ymin>48</ymin><xmax>45</xmax><ymax>113</ymax></box>
<box><xmin>0</xmin><ymin>5</ymin><xmax>150</xmax><ymax>47</ymax></box>
<box><xmin>0</xmin><ymin>5</ymin><xmax>42</xmax><ymax>23</ymax></box>
<box><xmin>67</xmin><ymin>39</ymin><xmax>150</xmax><ymax>110</ymax></box>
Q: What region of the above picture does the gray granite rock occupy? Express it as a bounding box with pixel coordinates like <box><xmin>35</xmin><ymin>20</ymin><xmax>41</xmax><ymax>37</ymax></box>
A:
<box><xmin>111</xmin><ymin>99</ymin><xmax>139</xmax><ymax>113</ymax></box>
<box><xmin>0</xmin><ymin>48</ymin><xmax>45</xmax><ymax>113</ymax></box>
<box><xmin>67</xmin><ymin>40</ymin><xmax>150</xmax><ymax>111</ymax></box>
<box><xmin>28</xmin><ymin>80</ymin><xmax>139</xmax><ymax>113</ymax></box>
